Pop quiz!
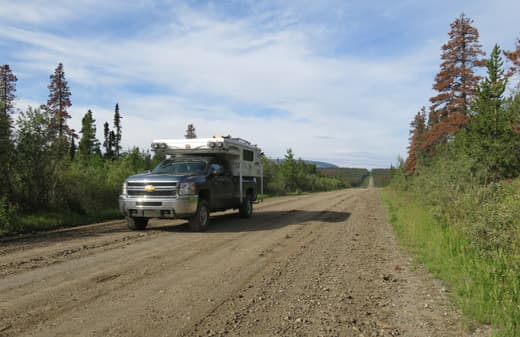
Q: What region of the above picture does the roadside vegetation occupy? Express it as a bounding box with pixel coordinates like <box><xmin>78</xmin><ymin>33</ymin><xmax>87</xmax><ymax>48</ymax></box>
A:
<box><xmin>385</xmin><ymin>14</ymin><xmax>520</xmax><ymax>337</ymax></box>
<box><xmin>261</xmin><ymin>149</ymin><xmax>346</xmax><ymax>196</ymax></box>
<box><xmin>371</xmin><ymin>168</ymin><xmax>391</xmax><ymax>187</ymax></box>
<box><xmin>318</xmin><ymin>167</ymin><xmax>369</xmax><ymax>187</ymax></box>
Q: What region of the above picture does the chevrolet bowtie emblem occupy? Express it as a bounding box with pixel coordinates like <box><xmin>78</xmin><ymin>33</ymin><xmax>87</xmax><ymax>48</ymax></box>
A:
<box><xmin>144</xmin><ymin>185</ymin><xmax>156</xmax><ymax>192</ymax></box>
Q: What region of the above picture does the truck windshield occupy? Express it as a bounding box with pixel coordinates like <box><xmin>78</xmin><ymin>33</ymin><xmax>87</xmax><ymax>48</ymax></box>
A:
<box><xmin>152</xmin><ymin>160</ymin><xmax>207</xmax><ymax>175</ymax></box>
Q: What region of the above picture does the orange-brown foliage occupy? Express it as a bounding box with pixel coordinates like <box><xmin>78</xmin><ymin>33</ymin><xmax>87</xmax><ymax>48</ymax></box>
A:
<box><xmin>426</xmin><ymin>14</ymin><xmax>485</xmax><ymax>151</ymax></box>
<box><xmin>405</xmin><ymin>108</ymin><xmax>427</xmax><ymax>174</ymax></box>
<box><xmin>504</xmin><ymin>38</ymin><xmax>520</xmax><ymax>76</ymax></box>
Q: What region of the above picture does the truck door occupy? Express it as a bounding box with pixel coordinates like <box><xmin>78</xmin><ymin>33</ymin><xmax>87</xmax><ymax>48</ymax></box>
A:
<box><xmin>209</xmin><ymin>163</ymin><xmax>234</xmax><ymax>209</ymax></box>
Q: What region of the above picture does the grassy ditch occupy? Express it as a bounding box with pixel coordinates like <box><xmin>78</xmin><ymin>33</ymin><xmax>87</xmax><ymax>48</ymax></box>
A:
<box><xmin>0</xmin><ymin>208</ymin><xmax>122</xmax><ymax>236</ymax></box>
<box><xmin>381</xmin><ymin>188</ymin><xmax>519</xmax><ymax>337</ymax></box>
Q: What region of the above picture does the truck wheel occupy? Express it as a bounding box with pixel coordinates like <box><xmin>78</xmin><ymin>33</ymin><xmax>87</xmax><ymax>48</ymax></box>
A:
<box><xmin>127</xmin><ymin>217</ymin><xmax>148</xmax><ymax>230</ymax></box>
<box><xmin>189</xmin><ymin>199</ymin><xmax>210</xmax><ymax>232</ymax></box>
<box><xmin>239</xmin><ymin>195</ymin><xmax>253</xmax><ymax>218</ymax></box>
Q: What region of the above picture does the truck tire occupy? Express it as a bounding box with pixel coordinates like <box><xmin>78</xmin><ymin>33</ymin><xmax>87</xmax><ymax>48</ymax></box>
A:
<box><xmin>239</xmin><ymin>195</ymin><xmax>253</xmax><ymax>218</ymax></box>
<box><xmin>127</xmin><ymin>217</ymin><xmax>148</xmax><ymax>230</ymax></box>
<box><xmin>189</xmin><ymin>199</ymin><xmax>210</xmax><ymax>232</ymax></box>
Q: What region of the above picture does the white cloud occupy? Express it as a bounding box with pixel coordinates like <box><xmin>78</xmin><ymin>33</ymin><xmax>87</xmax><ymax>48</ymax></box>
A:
<box><xmin>3</xmin><ymin>1</ymin><xmax>519</xmax><ymax>168</ymax></box>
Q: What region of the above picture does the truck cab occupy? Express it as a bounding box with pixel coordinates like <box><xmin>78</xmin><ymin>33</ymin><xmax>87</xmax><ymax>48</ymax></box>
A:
<box><xmin>119</xmin><ymin>136</ymin><xmax>262</xmax><ymax>231</ymax></box>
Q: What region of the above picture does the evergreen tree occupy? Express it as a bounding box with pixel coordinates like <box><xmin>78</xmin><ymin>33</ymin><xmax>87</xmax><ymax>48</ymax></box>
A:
<box><xmin>281</xmin><ymin>149</ymin><xmax>298</xmax><ymax>192</ymax></box>
<box><xmin>47</xmin><ymin>63</ymin><xmax>72</xmax><ymax>140</ymax></box>
<box><xmin>462</xmin><ymin>45</ymin><xmax>520</xmax><ymax>180</ymax></box>
<box><xmin>0</xmin><ymin>64</ymin><xmax>17</xmax><ymax>116</ymax></box>
<box><xmin>0</xmin><ymin>65</ymin><xmax>17</xmax><ymax>199</ymax></box>
<box><xmin>78</xmin><ymin>109</ymin><xmax>101</xmax><ymax>159</ymax></box>
<box><xmin>109</xmin><ymin>130</ymin><xmax>116</xmax><ymax>158</ymax></box>
<box><xmin>69</xmin><ymin>129</ymin><xmax>78</xmax><ymax>160</ymax></box>
<box><xmin>185</xmin><ymin>124</ymin><xmax>196</xmax><ymax>139</ymax></box>
<box><xmin>405</xmin><ymin>107</ymin><xmax>427</xmax><ymax>174</ymax></box>
<box><xmin>103</xmin><ymin>121</ymin><xmax>114</xmax><ymax>159</ymax></box>
<box><xmin>425</xmin><ymin>14</ymin><xmax>485</xmax><ymax>151</ymax></box>
<box><xmin>113</xmin><ymin>103</ymin><xmax>122</xmax><ymax>158</ymax></box>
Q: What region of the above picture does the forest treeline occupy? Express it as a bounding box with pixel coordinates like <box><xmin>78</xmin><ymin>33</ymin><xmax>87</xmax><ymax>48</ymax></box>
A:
<box><xmin>318</xmin><ymin>167</ymin><xmax>369</xmax><ymax>187</ymax></box>
<box><xmin>0</xmin><ymin>64</ymin><xmax>345</xmax><ymax>232</ymax></box>
<box><xmin>0</xmin><ymin>62</ymin><xmax>163</xmax><ymax>232</ymax></box>
<box><xmin>390</xmin><ymin>14</ymin><xmax>519</xmax><ymax>336</ymax></box>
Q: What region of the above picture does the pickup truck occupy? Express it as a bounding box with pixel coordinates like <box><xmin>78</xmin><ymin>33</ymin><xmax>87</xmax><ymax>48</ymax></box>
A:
<box><xmin>119</xmin><ymin>136</ymin><xmax>262</xmax><ymax>231</ymax></box>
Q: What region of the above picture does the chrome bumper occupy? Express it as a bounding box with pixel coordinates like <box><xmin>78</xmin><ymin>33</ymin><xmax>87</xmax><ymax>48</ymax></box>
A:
<box><xmin>119</xmin><ymin>195</ymin><xmax>199</xmax><ymax>219</ymax></box>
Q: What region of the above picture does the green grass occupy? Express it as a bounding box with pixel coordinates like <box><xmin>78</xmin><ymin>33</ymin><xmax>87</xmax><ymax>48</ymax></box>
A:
<box><xmin>1</xmin><ymin>208</ymin><xmax>122</xmax><ymax>236</ymax></box>
<box><xmin>381</xmin><ymin>188</ymin><xmax>519</xmax><ymax>337</ymax></box>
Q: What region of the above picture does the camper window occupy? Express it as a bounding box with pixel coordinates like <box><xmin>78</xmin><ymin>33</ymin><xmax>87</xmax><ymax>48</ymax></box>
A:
<box><xmin>243</xmin><ymin>149</ymin><xmax>254</xmax><ymax>161</ymax></box>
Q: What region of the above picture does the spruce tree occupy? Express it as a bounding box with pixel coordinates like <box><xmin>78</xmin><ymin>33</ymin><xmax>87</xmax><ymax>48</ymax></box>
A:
<box><xmin>185</xmin><ymin>124</ymin><xmax>196</xmax><ymax>139</ymax></box>
<box><xmin>103</xmin><ymin>121</ymin><xmax>114</xmax><ymax>159</ymax></box>
<box><xmin>425</xmin><ymin>14</ymin><xmax>485</xmax><ymax>151</ymax></box>
<box><xmin>113</xmin><ymin>103</ymin><xmax>122</xmax><ymax>158</ymax></box>
<box><xmin>69</xmin><ymin>130</ymin><xmax>78</xmax><ymax>160</ymax></box>
<box><xmin>281</xmin><ymin>149</ymin><xmax>297</xmax><ymax>192</ymax></box>
<box><xmin>109</xmin><ymin>130</ymin><xmax>116</xmax><ymax>158</ymax></box>
<box><xmin>78</xmin><ymin>109</ymin><xmax>100</xmax><ymax>159</ymax></box>
<box><xmin>0</xmin><ymin>65</ymin><xmax>17</xmax><ymax>199</ymax></box>
<box><xmin>463</xmin><ymin>45</ymin><xmax>520</xmax><ymax>180</ymax></box>
<box><xmin>0</xmin><ymin>65</ymin><xmax>17</xmax><ymax>117</ymax></box>
<box><xmin>47</xmin><ymin>63</ymin><xmax>72</xmax><ymax>139</ymax></box>
<box><xmin>405</xmin><ymin>107</ymin><xmax>427</xmax><ymax>174</ymax></box>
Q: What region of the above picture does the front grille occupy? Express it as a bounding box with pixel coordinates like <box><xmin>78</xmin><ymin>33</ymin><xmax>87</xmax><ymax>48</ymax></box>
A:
<box><xmin>127</xmin><ymin>181</ymin><xmax>177</xmax><ymax>198</ymax></box>
<box><xmin>128</xmin><ymin>190</ymin><xmax>176</xmax><ymax>197</ymax></box>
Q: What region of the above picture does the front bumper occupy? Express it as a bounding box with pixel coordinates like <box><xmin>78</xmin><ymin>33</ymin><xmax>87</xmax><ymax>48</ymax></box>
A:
<box><xmin>119</xmin><ymin>195</ymin><xmax>199</xmax><ymax>219</ymax></box>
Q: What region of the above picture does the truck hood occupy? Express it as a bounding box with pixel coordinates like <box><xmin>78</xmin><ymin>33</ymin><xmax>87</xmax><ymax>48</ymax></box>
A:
<box><xmin>126</xmin><ymin>172</ymin><xmax>204</xmax><ymax>183</ymax></box>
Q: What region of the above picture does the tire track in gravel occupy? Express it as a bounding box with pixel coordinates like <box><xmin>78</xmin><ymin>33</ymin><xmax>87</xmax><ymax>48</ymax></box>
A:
<box><xmin>0</xmin><ymin>191</ymin><xmax>342</xmax><ymax>278</ymax></box>
<box><xmin>0</xmin><ymin>190</ymin><xmax>355</xmax><ymax>337</ymax></box>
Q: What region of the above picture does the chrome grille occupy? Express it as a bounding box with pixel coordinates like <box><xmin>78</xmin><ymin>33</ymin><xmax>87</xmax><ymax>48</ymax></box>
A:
<box><xmin>127</xmin><ymin>181</ymin><xmax>177</xmax><ymax>198</ymax></box>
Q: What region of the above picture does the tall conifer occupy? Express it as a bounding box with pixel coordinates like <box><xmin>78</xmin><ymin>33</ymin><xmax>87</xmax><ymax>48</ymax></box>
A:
<box><xmin>0</xmin><ymin>65</ymin><xmax>17</xmax><ymax>116</ymax></box>
<box><xmin>47</xmin><ymin>63</ymin><xmax>72</xmax><ymax>139</ymax></box>
<box><xmin>425</xmin><ymin>14</ymin><xmax>485</xmax><ymax>150</ymax></box>
<box><xmin>113</xmin><ymin>103</ymin><xmax>122</xmax><ymax>158</ymax></box>
<box><xmin>405</xmin><ymin>107</ymin><xmax>427</xmax><ymax>174</ymax></box>
<box><xmin>0</xmin><ymin>65</ymin><xmax>17</xmax><ymax>198</ymax></box>
<box><xmin>103</xmin><ymin>122</ymin><xmax>113</xmax><ymax>159</ymax></box>
<box><xmin>185</xmin><ymin>124</ymin><xmax>196</xmax><ymax>139</ymax></box>
<box><xmin>463</xmin><ymin>45</ymin><xmax>520</xmax><ymax>180</ymax></box>
<box><xmin>78</xmin><ymin>109</ymin><xmax>100</xmax><ymax>159</ymax></box>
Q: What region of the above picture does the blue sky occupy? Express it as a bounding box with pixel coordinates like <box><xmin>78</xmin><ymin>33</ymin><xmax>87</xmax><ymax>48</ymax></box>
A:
<box><xmin>1</xmin><ymin>0</ymin><xmax>519</xmax><ymax>168</ymax></box>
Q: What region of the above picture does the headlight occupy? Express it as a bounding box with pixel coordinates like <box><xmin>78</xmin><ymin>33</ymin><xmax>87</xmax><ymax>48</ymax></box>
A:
<box><xmin>122</xmin><ymin>182</ymin><xmax>127</xmax><ymax>195</ymax></box>
<box><xmin>178</xmin><ymin>182</ymin><xmax>197</xmax><ymax>196</ymax></box>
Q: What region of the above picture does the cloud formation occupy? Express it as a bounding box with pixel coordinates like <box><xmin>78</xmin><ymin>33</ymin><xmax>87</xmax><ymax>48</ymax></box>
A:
<box><xmin>2</xmin><ymin>0</ymin><xmax>519</xmax><ymax>168</ymax></box>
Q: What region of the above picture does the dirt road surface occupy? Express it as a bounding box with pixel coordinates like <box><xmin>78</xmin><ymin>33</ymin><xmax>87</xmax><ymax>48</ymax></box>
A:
<box><xmin>0</xmin><ymin>188</ymin><xmax>484</xmax><ymax>337</ymax></box>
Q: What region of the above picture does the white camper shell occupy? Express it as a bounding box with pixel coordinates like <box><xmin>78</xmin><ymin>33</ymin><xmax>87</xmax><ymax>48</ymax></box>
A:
<box><xmin>151</xmin><ymin>136</ymin><xmax>263</xmax><ymax>200</ymax></box>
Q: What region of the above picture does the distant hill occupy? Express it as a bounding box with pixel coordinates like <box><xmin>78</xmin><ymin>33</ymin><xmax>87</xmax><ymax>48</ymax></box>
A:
<box><xmin>273</xmin><ymin>159</ymin><xmax>338</xmax><ymax>168</ymax></box>
<box><xmin>304</xmin><ymin>160</ymin><xmax>338</xmax><ymax>168</ymax></box>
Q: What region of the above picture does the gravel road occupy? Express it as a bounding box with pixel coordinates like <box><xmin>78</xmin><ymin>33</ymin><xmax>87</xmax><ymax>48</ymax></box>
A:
<box><xmin>0</xmin><ymin>188</ymin><xmax>483</xmax><ymax>337</ymax></box>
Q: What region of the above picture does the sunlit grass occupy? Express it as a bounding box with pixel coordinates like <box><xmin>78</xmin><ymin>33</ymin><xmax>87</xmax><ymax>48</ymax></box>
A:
<box><xmin>381</xmin><ymin>188</ymin><xmax>519</xmax><ymax>337</ymax></box>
